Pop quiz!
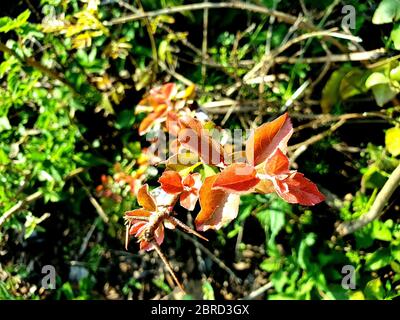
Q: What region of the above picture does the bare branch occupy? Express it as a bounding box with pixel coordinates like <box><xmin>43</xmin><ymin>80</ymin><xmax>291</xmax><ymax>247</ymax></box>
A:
<box><xmin>337</xmin><ymin>163</ymin><xmax>400</xmax><ymax>236</ymax></box>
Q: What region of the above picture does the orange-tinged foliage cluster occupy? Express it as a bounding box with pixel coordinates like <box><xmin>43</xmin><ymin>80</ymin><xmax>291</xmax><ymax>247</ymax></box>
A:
<box><xmin>125</xmin><ymin>83</ymin><xmax>325</xmax><ymax>251</ymax></box>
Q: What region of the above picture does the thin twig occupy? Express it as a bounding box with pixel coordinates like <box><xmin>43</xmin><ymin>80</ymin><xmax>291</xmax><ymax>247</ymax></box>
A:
<box><xmin>177</xmin><ymin>229</ymin><xmax>241</xmax><ymax>284</ymax></box>
<box><xmin>201</xmin><ymin>4</ymin><xmax>208</xmax><ymax>84</ymax></box>
<box><xmin>135</xmin><ymin>0</ymin><xmax>158</xmax><ymax>77</ymax></box>
<box><xmin>104</xmin><ymin>1</ymin><xmax>315</xmax><ymax>30</ymax></box>
<box><xmin>152</xmin><ymin>241</ymin><xmax>185</xmax><ymax>292</ymax></box>
<box><xmin>275</xmin><ymin>48</ymin><xmax>386</xmax><ymax>64</ymax></box>
<box><xmin>78</xmin><ymin>219</ymin><xmax>99</xmax><ymax>258</ymax></box>
<box><xmin>76</xmin><ymin>176</ymin><xmax>110</xmax><ymax>224</ymax></box>
<box><xmin>337</xmin><ymin>163</ymin><xmax>400</xmax><ymax>236</ymax></box>
<box><xmin>0</xmin><ymin>191</ymin><xmax>43</xmax><ymax>228</ymax></box>
<box><xmin>240</xmin><ymin>282</ymin><xmax>273</xmax><ymax>300</ymax></box>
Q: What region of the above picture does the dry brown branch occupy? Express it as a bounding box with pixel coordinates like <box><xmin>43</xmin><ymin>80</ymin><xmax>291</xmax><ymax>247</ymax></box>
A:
<box><xmin>76</xmin><ymin>176</ymin><xmax>110</xmax><ymax>224</ymax></box>
<box><xmin>337</xmin><ymin>164</ymin><xmax>400</xmax><ymax>236</ymax></box>
<box><xmin>240</xmin><ymin>282</ymin><xmax>273</xmax><ymax>300</ymax></box>
<box><xmin>177</xmin><ymin>229</ymin><xmax>241</xmax><ymax>284</ymax></box>
<box><xmin>274</xmin><ymin>48</ymin><xmax>386</xmax><ymax>64</ymax></box>
<box><xmin>152</xmin><ymin>241</ymin><xmax>185</xmax><ymax>292</ymax></box>
<box><xmin>0</xmin><ymin>191</ymin><xmax>43</xmax><ymax>228</ymax></box>
<box><xmin>104</xmin><ymin>1</ymin><xmax>314</xmax><ymax>30</ymax></box>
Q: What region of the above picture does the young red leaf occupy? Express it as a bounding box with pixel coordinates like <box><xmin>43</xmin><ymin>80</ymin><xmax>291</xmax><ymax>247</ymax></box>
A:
<box><xmin>138</xmin><ymin>104</ymin><xmax>168</xmax><ymax>136</ymax></box>
<box><xmin>264</xmin><ymin>149</ymin><xmax>290</xmax><ymax>176</ymax></box>
<box><xmin>139</xmin><ymin>224</ymin><xmax>165</xmax><ymax>251</ymax></box>
<box><xmin>246</xmin><ymin>113</ymin><xmax>293</xmax><ymax>166</ymax></box>
<box><xmin>195</xmin><ymin>175</ymin><xmax>240</xmax><ymax>231</ymax></box>
<box><xmin>255</xmin><ymin>179</ymin><xmax>275</xmax><ymax>194</ymax></box>
<box><xmin>125</xmin><ymin>208</ymin><xmax>152</xmax><ymax>219</ymax></box>
<box><xmin>180</xmin><ymin>173</ymin><xmax>202</xmax><ymax>211</ymax></box>
<box><xmin>158</xmin><ymin>171</ymin><xmax>184</xmax><ymax>194</ymax></box>
<box><xmin>178</xmin><ymin>115</ymin><xmax>225</xmax><ymax>166</ymax></box>
<box><xmin>137</xmin><ymin>184</ymin><xmax>157</xmax><ymax>212</ymax></box>
<box><xmin>274</xmin><ymin>172</ymin><xmax>325</xmax><ymax>206</ymax></box>
<box><xmin>180</xmin><ymin>190</ymin><xmax>199</xmax><ymax>211</ymax></box>
<box><xmin>166</xmin><ymin>111</ymin><xmax>181</xmax><ymax>136</ymax></box>
<box><xmin>212</xmin><ymin>163</ymin><xmax>260</xmax><ymax>193</ymax></box>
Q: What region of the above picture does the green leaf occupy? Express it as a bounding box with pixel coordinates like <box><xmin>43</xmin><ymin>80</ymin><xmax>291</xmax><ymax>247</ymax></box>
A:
<box><xmin>364</xmin><ymin>278</ymin><xmax>385</xmax><ymax>300</ymax></box>
<box><xmin>371</xmin><ymin>220</ymin><xmax>393</xmax><ymax>241</ymax></box>
<box><xmin>202</xmin><ymin>164</ymin><xmax>219</xmax><ymax>178</ymax></box>
<box><xmin>321</xmin><ymin>65</ymin><xmax>352</xmax><ymax>113</ymax></box>
<box><xmin>391</xmin><ymin>24</ymin><xmax>400</xmax><ymax>49</ymax></box>
<box><xmin>298</xmin><ymin>233</ymin><xmax>316</xmax><ymax>270</ymax></box>
<box><xmin>349</xmin><ymin>291</ymin><xmax>365</xmax><ymax>300</ymax></box>
<box><xmin>0</xmin><ymin>116</ymin><xmax>11</xmax><ymax>132</ymax></box>
<box><xmin>339</xmin><ymin>68</ymin><xmax>368</xmax><ymax>100</ymax></box>
<box><xmin>115</xmin><ymin>109</ymin><xmax>135</xmax><ymax>129</ymax></box>
<box><xmin>371</xmin><ymin>83</ymin><xmax>398</xmax><ymax>107</ymax></box>
<box><xmin>385</xmin><ymin>127</ymin><xmax>400</xmax><ymax>156</ymax></box>
<box><xmin>365</xmin><ymin>248</ymin><xmax>392</xmax><ymax>271</ymax></box>
<box><xmin>202</xmin><ymin>280</ymin><xmax>215</xmax><ymax>300</ymax></box>
<box><xmin>260</xmin><ymin>257</ymin><xmax>282</xmax><ymax>272</ymax></box>
<box><xmin>361</xmin><ymin>165</ymin><xmax>388</xmax><ymax>190</ymax></box>
<box><xmin>365</xmin><ymin>72</ymin><xmax>389</xmax><ymax>88</ymax></box>
<box><xmin>0</xmin><ymin>9</ymin><xmax>30</xmax><ymax>33</ymax></box>
<box><xmin>372</xmin><ymin>0</ymin><xmax>400</xmax><ymax>24</ymax></box>
<box><xmin>391</xmin><ymin>246</ymin><xmax>400</xmax><ymax>262</ymax></box>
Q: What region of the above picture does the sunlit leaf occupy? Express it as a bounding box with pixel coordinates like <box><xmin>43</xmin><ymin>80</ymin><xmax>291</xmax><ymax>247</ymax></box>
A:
<box><xmin>246</xmin><ymin>113</ymin><xmax>292</xmax><ymax>166</ymax></box>
<box><xmin>213</xmin><ymin>163</ymin><xmax>260</xmax><ymax>193</ymax></box>
<box><xmin>385</xmin><ymin>127</ymin><xmax>400</xmax><ymax>156</ymax></box>
<box><xmin>195</xmin><ymin>175</ymin><xmax>240</xmax><ymax>231</ymax></box>
<box><xmin>137</xmin><ymin>184</ymin><xmax>157</xmax><ymax>212</ymax></box>
<box><xmin>274</xmin><ymin>172</ymin><xmax>325</xmax><ymax>206</ymax></box>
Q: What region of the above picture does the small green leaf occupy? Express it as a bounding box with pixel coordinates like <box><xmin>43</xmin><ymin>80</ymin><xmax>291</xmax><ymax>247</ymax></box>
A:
<box><xmin>115</xmin><ymin>109</ymin><xmax>135</xmax><ymax>129</ymax></box>
<box><xmin>385</xmin><ymin>127</ymin><xmax>400</xmax><ymax>156</ymax></box>
<box><xmin>365</xmin><ymin>248</ymin><xmax>392</xmax><ymax>271</ymax></box>
<box><xmin>0</xmin><ymin>116</ymin><xmax>11</xmax><ymax>132</ymax></box>
<box><xmin>364</xmin><ymin>278</ymin><xmax>385</xmax><ymax>300</ymax></box>
<box><xmin>391</xmin><ymin>24</ymin><xmax>400</xmax><ymax>49</ymax></box>
<box><xmin>372</xmin><ymin>0</ymin><xmax>400</xmax><ymax>24</ymax></box>
<box><xmin>202</xmin><ymin>280</ymin><xmax>215</xmax><ymax>300</ymax></box>
<box><xmin>371</xmin><ymin>83</ymin><xmax>398</xmax><ymax>107</ymax></box>
<box><xmin>321</xmin><ymin>65</ymin><xmax>352</xmax><ymax>113</ymax></box>
<box><xmin>365</xmin><ymin>72</ymin><xmax>389</xmax><ymax>88</ymax></box>
<box><xmin>339</xmin><ymin>68</ymin><xmax>368</xmax><ymax>100</ymax></box>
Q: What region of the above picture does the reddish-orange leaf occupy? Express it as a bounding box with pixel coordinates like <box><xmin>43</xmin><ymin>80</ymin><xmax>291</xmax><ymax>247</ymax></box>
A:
<box><xmin>274</xmin><ymin>172</ymin><xmax>325</xmax><ymax>206</ymax></box>
<box><xmin>129</xmin><ymin>221</ymin><xmax>147</xmax><ymax>236</ymax></box>
<box><xmin>125</xmin><ymin>209</ymin><xmax>152</xmax><ymax>218</ymax></box>
<box><xmin>255</xmin><ymin>179</ymin><xmax>275</xmax><ymax>194</ymax></box>
<box><xmin>180</xmin><ymin>190</ymin><xmax>198</xmax><ymax>211</ymax></box>
<box><xmin>246</xmin><ymin>113</ymin><xmax>293</xmax><ymax>166</ymax></box>
<box><xmin>180</xmin><ymin>173</ymin><xmax>201</xmax><ymax>210</ymax></box>
<box><xmin>195</xmin><ymin>175</ymin><xmax>240</xmax><ymax>231</ymax></box>
<box><xmin>137</xmin><ymin>184</ymin><xmax>157</xmax><ymax>211</ymax></box>
<box><xmin>166</xmin><ymin>111</ymin><xmax>181</xmax><ymax>136</ymax></box>
<box><xmin>138</xmin><ymin>104</ymin><xmax>168</xmax><ymax>136</ymax></box>
<box><xmin>182</xmin><ymin>173</ymin><xmax>201</xmax><ymax>189</ymax></box>
<box><xmin>212</xmin><ymin>163</ymin><xmax>260</xmax><ymax>193</ymax></box>
<box><xmin>264</xmin><ymin>149</ymin><xmax>290</xmax><ymax>176</ymax></box>
<box><xmin>178</xmin><ymin>116</ymin><xmax>225</xmax><ymax>166</ymax></box>
<box><xmin>160</xmin><ymin>83</ymin><xmax>176</xmax><ymax>100</ymax></box>
<box><xmin>158</xmin><ymin>171</ymin><xmax>184</xmax><ymax>194</ymax></box>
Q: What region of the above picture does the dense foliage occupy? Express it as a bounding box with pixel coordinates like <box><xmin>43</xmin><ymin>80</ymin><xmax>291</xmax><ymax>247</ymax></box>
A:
<box><xmin>1</xmin><ymin>0</ymin><xmax>400</xmax><ymax>300</ymax></box>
